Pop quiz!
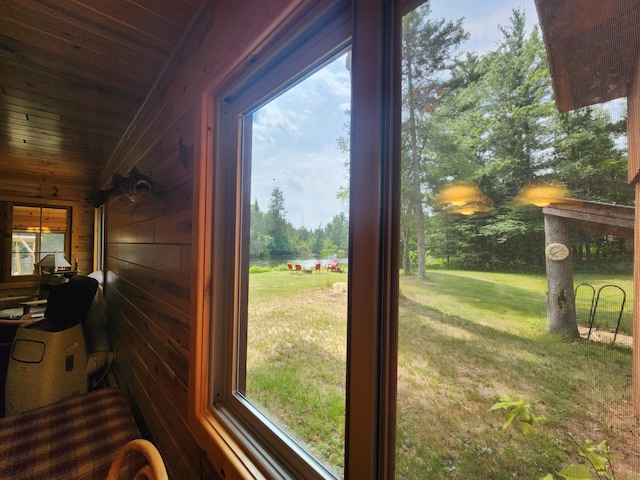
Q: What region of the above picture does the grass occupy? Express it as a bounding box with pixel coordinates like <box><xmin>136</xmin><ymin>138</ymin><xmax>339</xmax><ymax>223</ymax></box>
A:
<box><xmin>245</xmin><ymin>269</ymin><xmax>348</xmax><ymax>474</ymax></box>
<box><xmin>243</xmin><ymin>268</ymin><xmax>637</xmax><ymax>478</ymax></box>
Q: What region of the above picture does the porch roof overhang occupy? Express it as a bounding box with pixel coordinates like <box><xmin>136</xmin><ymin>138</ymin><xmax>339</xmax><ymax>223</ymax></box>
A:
<box><xmin>543</xmin><ymin>200</ymin><xmax>635</xmax><ymax>239</ymax></box>
<box><xmin>534</xmin><ymin>0</ymin><xmax>640</xmax><ymax>112</ymax></box>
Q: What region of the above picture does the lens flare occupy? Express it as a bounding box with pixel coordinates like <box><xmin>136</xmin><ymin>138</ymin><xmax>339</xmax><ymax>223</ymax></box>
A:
<box><xmin>511</xmin><ymin>181</ymin><xmax>579</xmax><ymax>207</ymax></box>
<box><xmin>435</xmin><ymin>181</ymin><xmax>493</xmax><ymax>215</ymax></box>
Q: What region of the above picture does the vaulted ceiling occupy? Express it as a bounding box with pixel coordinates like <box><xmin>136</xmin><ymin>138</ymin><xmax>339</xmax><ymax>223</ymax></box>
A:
<box><xmin>0</xmin><ymin>0</ymin><xmax>204</xmax><ymax>185</ymax></box>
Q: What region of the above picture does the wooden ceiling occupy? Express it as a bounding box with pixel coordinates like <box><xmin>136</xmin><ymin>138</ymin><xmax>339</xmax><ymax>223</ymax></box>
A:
<box><xmin>0</xmin><ymin>0</ymin><xmax>204</xmax><ymax>186</ymax></box>
<box><xmin>535</xmin><ymin>0</ymin><xmax>640</xmax><ymax>112</ymax></box>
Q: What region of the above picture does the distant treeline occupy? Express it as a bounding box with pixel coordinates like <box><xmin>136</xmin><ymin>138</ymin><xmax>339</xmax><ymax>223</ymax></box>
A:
<box><xmin>249</xmin><ymin>186</ymin><xmax>348</xmax><ymax>258</ymax></box>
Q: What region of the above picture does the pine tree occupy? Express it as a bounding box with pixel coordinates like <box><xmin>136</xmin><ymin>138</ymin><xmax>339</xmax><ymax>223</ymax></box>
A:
<box><xmin>402</xmin><ymin>3</ymin><xmax>468</xmax><ymax>278</ymax></box>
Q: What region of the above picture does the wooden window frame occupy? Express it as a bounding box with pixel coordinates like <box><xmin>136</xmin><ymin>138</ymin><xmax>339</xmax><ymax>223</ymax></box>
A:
<box><xmin>3</xmin><ymin>202</ymin><xmax>72</xmax><ymax>283</ymax></box>
<box><xmin>190</xmin><ymin>1</ymin><xmax>402</xmax><ymax>478</ymax></box>
<box><xmin>93</xmin><ymin>205</ymin><xmax>106</xmax><ymax>273</ymax></box>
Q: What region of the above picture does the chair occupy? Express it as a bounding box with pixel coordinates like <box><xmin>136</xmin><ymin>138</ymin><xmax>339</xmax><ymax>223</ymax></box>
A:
<box><xmin>5</xmin><ymin>275</ymin><xmax>102</xmax><ymax>415</ymax></box>
<box><xmin>315</xmin><ymin>263</ymin><xmax>321</xmax><ymax>273</ymax></box>
<box><xmin>295</xmin><ymin>264</ymin><xmax>302</xmax><ymax>273</ymax></box>
<box><xmin>287</xmin><ymin>263</ymin><xmax>293</xmax><ymax>271</ymax></box>
<box><xmin>327</xmin><ymin>258</ymin><xmax>339</xmax><ymax>272</ymax></box>
<box><xmin>107</xmin><ymin>439</ymin><xmax>168</xmax><ymax>480</ymax></box>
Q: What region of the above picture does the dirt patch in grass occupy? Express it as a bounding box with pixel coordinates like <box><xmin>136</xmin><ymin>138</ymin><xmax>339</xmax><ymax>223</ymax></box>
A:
<box><xmin>580</xmin><ymin>325</ymin><xmax>633</xmax><ymax>348</ymax></box>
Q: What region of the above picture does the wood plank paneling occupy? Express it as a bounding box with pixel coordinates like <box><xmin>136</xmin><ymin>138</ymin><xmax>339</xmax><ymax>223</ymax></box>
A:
<box><xmin>107</xmin><ymin>258</ymin><xmax>191</xmax><ymax>316</ymax></box>
<box><xmin>109</xmin><ymin>321</ymin><xmax>200</xmax><ymax>479</ymax></box>
<box><xmin>106</xmin><ymin>266</ymin><xmax>215</xmax><ymax>478</ymax></box>
<box><xmin>105</xmin><ymin>179</ymin><xmax>194</xmax><ymax>231</ymax></box>
<box><xmin>108</xmin><ymin>282</ymin><xmax>189</xmax><ymax>385</ymax></box>
<box><xmin>98</xmin><ymin>1</ymin><xmax>349</xmax><ymax>478</ymax></box>
<box><xmin>109</xmin><ymin>243</ymin><xmax>185</xmax><ymax>274</ymax></box>
<box><xmin>0</xmin><ymin>0</ymin><xmax>205</xmax><ymax>183</ymax></box>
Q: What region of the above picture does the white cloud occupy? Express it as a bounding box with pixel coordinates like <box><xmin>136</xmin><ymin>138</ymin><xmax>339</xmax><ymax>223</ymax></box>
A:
<box><xmin>252</xmin><ymin>101</ymin><xmax>307</xmax><ymax>146</ymax></box>
<box><xmin>249</xmin><ymin>53</ymin><xmax>350</xmax><ymax>228</ymax></box>
<box><xmin>252</xmin><ymin>142</ymin><xmax>347</xmax><ymax>228</ymax></box>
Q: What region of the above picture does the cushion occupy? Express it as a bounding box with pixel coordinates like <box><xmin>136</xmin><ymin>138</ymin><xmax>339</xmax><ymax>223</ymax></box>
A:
<box><xmin>0</xmin><ymin>388</ymin><xmax>141</xmax><ymax>479</ymax></box>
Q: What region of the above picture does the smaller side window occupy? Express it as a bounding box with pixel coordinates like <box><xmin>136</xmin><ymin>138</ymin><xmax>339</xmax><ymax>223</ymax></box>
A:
<box><xmin>10</xmin><ymin>204</ymin><xmax>71</xmax><ymax>277</ymax></box>
<box><xmin>94</xmin><ymin>205</ymin><xmax>105</xmax><ymax>272</ymax></box>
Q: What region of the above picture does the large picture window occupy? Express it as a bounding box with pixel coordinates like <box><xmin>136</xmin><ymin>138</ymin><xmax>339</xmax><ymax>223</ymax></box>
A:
<box><xmin>193</xmin><ymin>1</ymin><xmax>402</xmax><ymax>478</ymax></box>
<box><xmin>238</xmin><ymin>52</ymin><xmax>350</xmax><ymax>476</ymax></box>
<box><xmin>212</xmin><ymin>26</ymin><xmax>351</xmax><ymax>480</ymax></box>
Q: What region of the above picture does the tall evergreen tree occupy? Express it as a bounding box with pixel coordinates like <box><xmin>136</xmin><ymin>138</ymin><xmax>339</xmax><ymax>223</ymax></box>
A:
<box><xmin>428</xmin><ymin>11</ymin><xmax>554</xmax><ymax>270</ymax></box>
<box><xmin>402</xmin><ymin>4</ymin><xmax>468</xmax><ymax>278</ymax></box>
<box><xmin>267</xmin><ymin>186</ymin><xmax>290</xmax><ymax>255</ymax></box>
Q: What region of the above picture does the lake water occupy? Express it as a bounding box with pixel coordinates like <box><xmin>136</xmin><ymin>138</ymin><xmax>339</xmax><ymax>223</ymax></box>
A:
<box><xmin>250</xmin><ymin>255</ymin><xmax>348</xmax><ymax>269</ymax></box>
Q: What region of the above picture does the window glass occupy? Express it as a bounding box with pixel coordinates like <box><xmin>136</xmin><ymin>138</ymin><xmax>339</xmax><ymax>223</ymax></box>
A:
<box><xmin>396</xmin><ymin>2</ymin><xmax>634</xmax><ymax>479</ymax></box>
<box><xmin>11</xmin><ymin>205</ymin><xmax>68</xmax><ymax>276</ymax></box>
<box><xmin>237</xmin><ymin>51</ymin><xmax>351</xmax><ymax>476</ymax></box>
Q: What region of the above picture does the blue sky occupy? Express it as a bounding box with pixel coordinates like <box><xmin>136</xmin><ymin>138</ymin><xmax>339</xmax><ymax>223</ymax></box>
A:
<box><xmin>251</xmin><ymin>54</ymin><xmax>351</xmax><ymax>230</ymax></box>
<box><xmin>250</xmin><ymin>0</ymin><xmax>540</xmax><ymax>230</ymax></box>
<box><xmin>431</xmin><ymin>0</ymin><xmax>538</xmax><ymax>54</ymax></box>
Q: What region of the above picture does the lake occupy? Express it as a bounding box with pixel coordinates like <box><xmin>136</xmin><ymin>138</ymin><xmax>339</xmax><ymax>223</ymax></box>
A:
<box><xmin>250</xmin><ymin>255</ymin><xmax>348</xmax><ymax>269</ymax></box>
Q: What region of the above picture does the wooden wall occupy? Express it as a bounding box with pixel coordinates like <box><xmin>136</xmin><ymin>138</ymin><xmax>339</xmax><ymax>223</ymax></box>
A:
<box><xmin>101</xmin><ymin>1</ymin><xmax>314</xmax><ymax>478</ymax></box>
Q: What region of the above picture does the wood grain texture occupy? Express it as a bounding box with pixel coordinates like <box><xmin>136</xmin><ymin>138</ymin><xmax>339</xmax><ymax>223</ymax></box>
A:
<box><xmin>101</xmin><ymin>1</ymin><xmax>325</xmax><ymax>477</ymax></box>
<box><xmin>0</xmin><ymin>0</ymin><xmax>205</xmax><ymax>182</ymax></box>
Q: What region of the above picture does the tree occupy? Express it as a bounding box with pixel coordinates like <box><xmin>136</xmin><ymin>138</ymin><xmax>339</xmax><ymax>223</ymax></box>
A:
<box><xmin>479</xmin><ymin>11</ymin><xmax>555</xmax><ymax>201</ymax></box>
<box><xmin>249</xmin><ymin>199</ymin><xmax>273</xmax><ymax>257</ymax></box>
<box><xmin>425</xmin><ymin>11</ymin><xmax>554</xmax><ymax>270</ymax></box>
<box><xmin>552</xmin><ymin>105</ymin><xmax>632</xmax><ymax>205</ymax></box>
<box><xmin>267</xmin><ymin>186</ymin><xmax>291</xmax><ymax>255</ymax></box>
<box><xmin>402</xmin><ymin>4</ymin><xmax>469</xmax><ymax>278</ymax></box>
<box><xmin>325</xmin><ymin>213</ymin><xmax>349</xmax><ymax>255</ymax></box>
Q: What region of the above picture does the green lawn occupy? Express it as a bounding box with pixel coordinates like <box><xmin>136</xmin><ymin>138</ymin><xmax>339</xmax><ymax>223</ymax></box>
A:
<box><xmin>244</xmin><ymin>269</ymin><xmax>636</xmax><ymax>479</ymax></box>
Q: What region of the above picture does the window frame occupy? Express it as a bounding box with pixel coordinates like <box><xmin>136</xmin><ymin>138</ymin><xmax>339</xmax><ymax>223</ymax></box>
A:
<box><xmin>94</xmin><ymin>205</ymin><xmax>105</xmax><ymax>273</ymax></box>
<box><xmin>5</xmin><ymin>202</ymin><xmax>72</xmax><ymax>282</ymax></box>
<box><xmin>217</xmin><ymin>47</ymin><xmax>353</xmax><ymax>480</ymax></box>
<box><xmin>190</xmin><ymin>1</ymin><xmax>403</xmax><ymax>478</ymax></box>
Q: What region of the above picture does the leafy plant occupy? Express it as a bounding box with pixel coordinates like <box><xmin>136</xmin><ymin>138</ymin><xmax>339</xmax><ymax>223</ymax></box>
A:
<box><xmin>489</xmin><ymin>396</ymin><xmax>545</xmax><ymax>434</ymax></box>
<box><xmin>491</xmin><ymin>396</ymin><xmax>618</xmax><ymax>480</ymax></box>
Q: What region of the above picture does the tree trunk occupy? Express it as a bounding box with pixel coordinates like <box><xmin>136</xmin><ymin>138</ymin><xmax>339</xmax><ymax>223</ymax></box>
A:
<box><xmin>544</xmin><ymin>214</ymin><xmax>579</xmax><ymax>338</ymax></box>
<box><xmin>406</xmin><ymin>70</ymin><xmax>427</xmax><ymax>280</ymax></box>
<box><xmin>402</xmin><ymin>226</ymin><xmax>411</xmax><ymax>275</ymax></box>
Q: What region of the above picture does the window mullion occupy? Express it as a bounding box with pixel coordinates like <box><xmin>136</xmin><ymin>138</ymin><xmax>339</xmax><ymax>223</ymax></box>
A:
<box><xmin>345</xmin><ymin>0</ymin><xmax>402</xmax><ymax>478</ymax></box>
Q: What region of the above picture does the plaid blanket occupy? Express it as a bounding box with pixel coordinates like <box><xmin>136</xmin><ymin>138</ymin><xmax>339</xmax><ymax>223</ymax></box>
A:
<box><xmin>0</xmin><ymin>388</ymin><xmax>141</xmax><ymax>479</ymax></box>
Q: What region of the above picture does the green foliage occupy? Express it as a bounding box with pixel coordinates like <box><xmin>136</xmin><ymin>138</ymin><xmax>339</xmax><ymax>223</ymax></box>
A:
<box><xmin>249</xmin><ymin>188</ymin><xmax>349</xmax><ymax>258</ymax></box>
<box><xmin>402</xmin><ymin>3</ymin><xmax>469</xmax><ymax>278</ymax></box>
<box><xmin>267</xmin><ymin>186</ymin><xmax>291</xmax><ymax>255</ymax></box>
<box><xmin>491</xmin><ymin>396</ymin><xmax>619</xmax><ymax>480</ymax></box>
<box><xmin>569</xmin><ymin>436</ymin><xmax>619</xmax><ymax>480</ymax></box>
<box><xmin>401</xmin><ymin>7</ymin><xmax>630</xmax><ymax>272</ymax></box>
<box><xmin>489</xmin><ymin>396</ymin><xmax>544</xmax><ymax>434</ymax></box>
<box><xmin>248</xmin><ymin>265</ymin><xmax>272</xmax><ymax>274</ymax></box>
